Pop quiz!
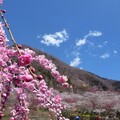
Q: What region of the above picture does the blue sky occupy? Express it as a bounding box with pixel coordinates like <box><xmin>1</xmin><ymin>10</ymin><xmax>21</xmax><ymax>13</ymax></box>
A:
<box><xmin>1</xmin><ymin>0</ymin><xmax>120</xmax><ymax>80</ymax></box>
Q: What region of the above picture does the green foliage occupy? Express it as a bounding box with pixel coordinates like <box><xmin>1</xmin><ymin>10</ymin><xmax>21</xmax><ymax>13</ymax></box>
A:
<box><xmin>62</xmin><ymin>109</ymin><xmax>120</xmax><ymax>120</ymax></box>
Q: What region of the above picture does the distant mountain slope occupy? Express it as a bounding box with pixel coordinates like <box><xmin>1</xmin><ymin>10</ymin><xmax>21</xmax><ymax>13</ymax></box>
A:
<box><xmin>22</xmin><ymin>45</ymin><xmax>120</xmax><ymax>93</ymax></box>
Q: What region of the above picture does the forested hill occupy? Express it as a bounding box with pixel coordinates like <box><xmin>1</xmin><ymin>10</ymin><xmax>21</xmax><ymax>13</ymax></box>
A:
<box><xmin>22</xmin><ymin>45</ymin><xmax>120</xmax><ymax>93</ymax></box>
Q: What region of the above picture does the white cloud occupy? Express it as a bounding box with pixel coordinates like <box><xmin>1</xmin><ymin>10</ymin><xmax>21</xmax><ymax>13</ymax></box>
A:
<box><xmin>98</xmin><ymin>45</ymin><xmax>103</xmax><ymax>48</ymax></box>
<box><xmin>72</xmin><ymin>50</ymin><xmax>80</xmax><ymax>57</ymax></box>
<box><xmin>40</xmin><ymin>29</ymin><xmax>68</xmax><ymax>47</ymax></box>
<box><xmin>37</xmin><ymin>35</ymin><xmax>40</xmax><ymax>39</ymax></box>
<box><xmin>103</xmin><ymin>41</ymin><xmax>108</xmax><ymax>45</ymax></box>
<box><xmin>80</xmin><ymin>67</ymin><xmax>83</xmax><ymax>69</ymax></box>
<box><xmin>113</xmin><ymin>50</ymin><xmax>118</xmax><ymax>54</ymax></box>
<box><xmin>97</xmin><ymin>41</ymin><xmax>108</xmax><ymax>48</ymax></box>
<box><xmin>100</xmin><ymin>53</ymin><xmax>110</xmax><ymax>59</ymax></box>
<box><xmin>88</xmin><ymin>31</ymin><xmax>102</xmax><ymax>37</ymax></box>
<box><xmin>70</xmin><ymin>56</ymin><xmax>81</xmax><ymax>67</ymax></box>
<box><xmin>76</xmin><ymin>39</ymin><xmax>86</xmax><ymax>47</ymax></box>
<box><xmin>76</xmin><ymin>31</ymin><xmax>102</xmax><ymax>47</ymax></box>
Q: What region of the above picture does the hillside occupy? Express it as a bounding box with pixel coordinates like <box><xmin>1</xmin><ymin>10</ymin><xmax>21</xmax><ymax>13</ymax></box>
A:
<box><xmin>22</xmin><ymin>45</ymin><xmax>120</xmax><ymax>93</ymax></box>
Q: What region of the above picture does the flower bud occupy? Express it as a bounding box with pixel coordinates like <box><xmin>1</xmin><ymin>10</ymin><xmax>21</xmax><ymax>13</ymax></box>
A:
<box><xmin>0</xmin><ymin>112</ymin><xmax>4</xmax><ymax>117</ymax></box>
<box><xmin>1</xmin><ymin>10</ymin><xmax>6</xmax><ymax>13</ymax></box>
<box><xmin>29</xmin><ymin>66</ymin><xmax>35</xmax><ymax>73</ymax></box>
<box><xmin>19</xmin><ymin>54</ymin><xmax>32</xmax><ymax>66</ymax></box>
<box><xmin>10</xmin><ymin>117</ymin><xmax>15</xmax><ymax>120</ymax></box>
<box><xmin>37</xmin><ymin>75</ymin><xmax>43</xmax><ymax>80</ymax></box>
<box><xmin>17</xmin><ymin>44</ymin><xmax>22</xmax><ymax>49</ymax></box>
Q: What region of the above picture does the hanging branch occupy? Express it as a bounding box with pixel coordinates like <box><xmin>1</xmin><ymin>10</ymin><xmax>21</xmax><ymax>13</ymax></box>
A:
<box><xmin>0</xmin><ymin>10</ymin><xmax>37</xmax><ymax>78</ymax></box>
<box><xmin>0</xmin><ymin>10</ymin><xmax>56</xmax><ymax>120</ymax></box>
<box><xmin>0</xmin><ymin>10</ymin><xmax>21</xmax><ymax>55</ymax></box>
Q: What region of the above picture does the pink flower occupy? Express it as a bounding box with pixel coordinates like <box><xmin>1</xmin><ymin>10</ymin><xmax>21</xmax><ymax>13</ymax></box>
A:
<box><xmin>14</xmin><ymin>88</ymin><xmax>23</xmax><ymax>95</ymax></box>
<box><xmin>45</xmin><ymin>65</ymin><xmax>51</xmax><ymax>70</ymax></box>
<box><xmin>0</xmin><ymin>112</ymin><xmax>4</xmax><ymax>117</ymax></box>
<box><xmin>0</xmin><ymin>83</ymin><xmax>3</xmax><ymax>92</ymax></box>
<box><xmin>62</xmin><ymin>82</ymin><xmax>69</xmax><ymax>88</ymax></box>
<box><xmin>57</xmin><ymin>75</ymin><xmax>68</xmax><ymax>84</ymax></box>
<box><xmin>39</xmin><ymin>80</ymin><xmax>46</xmax><ymax>87</ymax></box>
<box><xmin>19</xmin><ymin>54</ymin><xmax>32</xmax><ymax>66</ymax></box>
<box><xmin>19</xmin><ymin>93</ymin><xmax>27</xmax><ymax>100</ymax></box>
<box><xmin>10</xmin><ymin>117</ymin><xmax>15</xmax><ymax>120</ymax></box>
<box><xmin>51</xmin><ymin>70</ymin><xmax>60</xmax><ymax>78</ymax></box>
<box><xmin>0</xmin><ymin>0</ymin><xmax>3</xmax><ymax>4</ymax></box>
<box><xmin>38</xmin><ymin>80</ymin><xmax>48</xmax><ymax>93</ymax></box>
<box><xmin>52</xmin><ymin>95</ymin><xmax>62</xmax><ymax>103</ymax></box>
<box><xmin>19</xmin><ymin>74</ymin><xmax>33</xmax><ymax>82</ymax></box>
<box><xmin>2</xmin><ymin>93</ymin><xmax>7</xmax><ymax>97</ymax></box>
<box><xmin>21</xmin><ymin>82</ymin><xmax>35</xmax><ymax>91</ymax></box>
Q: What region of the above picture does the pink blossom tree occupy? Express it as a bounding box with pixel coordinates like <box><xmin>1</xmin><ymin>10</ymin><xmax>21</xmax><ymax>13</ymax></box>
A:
<box><xmin>0</xmin><ymin>1</ymin><xmax>70</xmax><ymax>120</ymax></box>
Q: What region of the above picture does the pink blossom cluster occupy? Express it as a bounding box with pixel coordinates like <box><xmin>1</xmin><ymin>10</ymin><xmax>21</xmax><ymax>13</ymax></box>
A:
<box><xmin>0</xmin><ymin>18</ymin><xmax>70</xmax><ymax>120</ymax></box>
<box><xmin>10</xmin><ymin>88</ymin><xmax>29</xmax><ymax>120</ymax></box>
<box><xmin>36</xmin><ymin>55</ymin><xmax>69</xmax><ymax>87</ymax></box>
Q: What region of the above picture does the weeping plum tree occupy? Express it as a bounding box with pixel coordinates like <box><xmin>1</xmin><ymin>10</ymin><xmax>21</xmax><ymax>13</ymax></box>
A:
<box><xmin>0</xmin><ymin>1</ymin><xmax>70</xmax><ymax>120</ymax></box>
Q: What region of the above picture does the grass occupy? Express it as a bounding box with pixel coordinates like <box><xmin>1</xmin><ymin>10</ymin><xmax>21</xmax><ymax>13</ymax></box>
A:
<box><xmin>2</xmin><ymin>108</ymin><xmax>57</xmax><ymax>120</ymax></box>
<box><xmin>2</xmin><ymin>109</ymin><xmax>120</xmax><ymax>120</ymax></box>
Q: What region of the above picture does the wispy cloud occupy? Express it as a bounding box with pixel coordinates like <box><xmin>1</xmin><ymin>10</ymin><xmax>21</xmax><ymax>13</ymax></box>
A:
<box><xmin>100</xmin><ymin>53</ymin><xmax>110</xmax><ymax>59</ymax></box>
<box><xmin>76</xmin><ymin>31</ymin><xmax>102</xmax><ymax>47</ymax></box>
<box><xmin>103</xmin><ymin>41</ymin><xmax>108</xmax><ymax>45</ymax></box>
<box><xmin>40</xmin><ymin>29</ymin><xmax>68</xmax><ymax>47</ymax></box>
<box><xmin>98</xmin><ymin>45</ymin><xmax>103</xmax><ymax>48</ymax></box>
<box><xmin>88</xmin><ymin>31</ymin><xmax>102</xmax><ymax>37</ymax></box>
<box><xmin>70</xmin><ymin>56</ymin><xmax>81</xmax><ymax>67</ymax></box>
<box><xmin>113</xmin><ymin>50</ymin><xmax>118</xmax><ymax>54</ymax></box>
<box><xmin>76</xmin><ymin>39</ymin><xmax>86</xmax><ymax>47</ymax></box>
<box><xmin>70</xmin><ymin>30</ymin><xmax>102</xmax><ymax>67</ymax></box>
<box><xmin>98</xmin><ymin>41</ymin><xmax>108</xmax><ymax>48</ymax></box>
